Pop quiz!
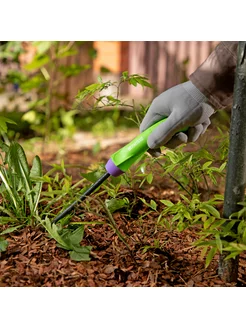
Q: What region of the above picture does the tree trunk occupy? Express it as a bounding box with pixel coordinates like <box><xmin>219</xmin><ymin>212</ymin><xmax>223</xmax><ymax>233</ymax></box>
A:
<box><xmin>219</xmin><ymin>41</ymin><xmax>246</xmax><ymax>283</ymax></box>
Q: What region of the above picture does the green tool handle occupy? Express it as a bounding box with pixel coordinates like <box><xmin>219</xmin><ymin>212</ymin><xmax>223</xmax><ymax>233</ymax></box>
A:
<box><xmin>106</xmin><ymin>118</ymin><xmax>188</xmax><ymax>176</ymax></box>
<box><xmin>53</xmin><ymin>118</ymin><xmax>188</xmax><ymax>223</ymax></box>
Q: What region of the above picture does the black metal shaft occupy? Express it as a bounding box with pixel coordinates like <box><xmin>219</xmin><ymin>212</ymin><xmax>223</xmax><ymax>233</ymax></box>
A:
<box><xmin>52</xmin><ymin>172</ymin><xmax>110</xmax><ymax>224</ymax></box>
<box><xmin>219</xmin><ymin>41</ymin><xmax>246</xmax><ymax>282</ymax></box>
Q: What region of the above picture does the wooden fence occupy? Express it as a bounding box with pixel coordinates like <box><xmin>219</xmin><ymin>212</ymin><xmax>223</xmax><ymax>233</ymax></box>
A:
<box><xmin>0</xmin><ymin>41</ymin><xmax>220</xmax><ymax>111</ymax></box>
<box><xmin>127</xmin><ymin>41</ymin><xmax>219</xmax><ymax>99</ymax></box>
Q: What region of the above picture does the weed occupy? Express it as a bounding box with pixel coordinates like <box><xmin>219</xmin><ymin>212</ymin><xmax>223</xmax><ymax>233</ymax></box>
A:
<box><xmin>0</xmin><ymin>141</ymin><xmax>42</xmax><ymax>222</ymax></box>
<box><xmin>37</xmin><ymin>216</ymin><xmax>92</xmax><ymax>261</ymax></box>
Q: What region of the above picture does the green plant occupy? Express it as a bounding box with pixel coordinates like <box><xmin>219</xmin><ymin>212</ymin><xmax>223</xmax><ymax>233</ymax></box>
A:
<box><xmin>0</xmin><ymin>70</ymin><xmax>155</xmax><ymax>262</ymax></box>
<box><xmin>38</xmin><ymin>217</ymin><xmax>92</xmax><ymax>261</ymax></box>
<box><xmin>0</xmin><ymin>142</ymin><xmax>98</xmax><ymax>261</ymax></box>
<box><xmin>0</xmin><ymin>41</ymin><xmax>94</xmax><ymax>141</ymax></box>
<box><xmin>193</xmin><ymin>202</ymin><xmax>246</xmax><ymax>267</ymax></box>
<box><xmin>75</xmin><ymin>71</ymin><xmax>152</xmax><ymax>126</ymax></box>
<box><xmin>0</xmin><ymin>141</ymin><xmax>43</xmax><ymax>223</ymax></box>
<box><xmin>159</xmin><ymin>194</ymin><xmax>222</xmax><ymax>230</ymax></box>
<box><xmin>72</xmin><ymin>72</ymin><xmax>237</xmax><ymax>270</ymax></box>
<box><xmin>80</xmin><ymin>165</ymin><xmax>131</xmax><ymax>216</ymax></box>
<box><xmin>0</xmin><ymin>116</ymin><xmax>17</xmax><ymax>135</ymax></box>
<box><xmin>76</xmin><ymin>71</ymin><xmax>152</xmax><ymax>108</ymax></box>
<box><xmin>157</xmin><ymin>145</ymin><xmax>227</xmax><ymax>197</ymax></box>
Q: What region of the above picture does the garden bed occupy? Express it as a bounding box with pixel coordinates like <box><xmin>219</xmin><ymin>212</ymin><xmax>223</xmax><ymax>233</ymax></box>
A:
<box><xmin>1</xmin><ymin>136</ymin><xmax>246</xmax><ymax>287</ymax></box>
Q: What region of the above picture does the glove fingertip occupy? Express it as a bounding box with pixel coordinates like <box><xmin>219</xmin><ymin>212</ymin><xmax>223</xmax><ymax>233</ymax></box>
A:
<box><xmin>148</xmin><ymin>148</ymin><xmax>162</xmax><ymax>157</ymax></box>
<box><xmin>165</xmin><ymin>132</ymin><xmax>188</xmax><ymax>149</ymax></box>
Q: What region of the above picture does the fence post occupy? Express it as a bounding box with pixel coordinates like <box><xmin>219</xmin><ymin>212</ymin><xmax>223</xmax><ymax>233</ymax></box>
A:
<box><xmin>218</xmin><ymin>41</ymin><xmax>246</xmax><ymax>282</ymax></box>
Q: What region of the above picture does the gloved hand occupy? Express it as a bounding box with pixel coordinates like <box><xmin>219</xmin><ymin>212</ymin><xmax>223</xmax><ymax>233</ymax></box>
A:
<box><xmin>140</xmin><ymin>81</ymin><xmax>215</xmax><ymax>151</ymax></box>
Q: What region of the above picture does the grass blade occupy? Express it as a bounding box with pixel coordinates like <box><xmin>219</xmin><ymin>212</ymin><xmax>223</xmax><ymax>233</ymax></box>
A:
<box><xmin>0</xmin><ymin>170</ymin><xmax>18</xmax><ymax>209</ymax></box>
<box><xmin>30</xmin><ymin>155</ymin><xmax>43</xmax><ymax>214</ymax></box>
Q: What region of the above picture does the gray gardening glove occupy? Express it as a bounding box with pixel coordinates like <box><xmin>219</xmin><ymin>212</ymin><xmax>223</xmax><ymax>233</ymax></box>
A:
<box><xmin>140</xmin><ymin>81</ymin><xmax>215</xmax><ymax>152</ymax></box>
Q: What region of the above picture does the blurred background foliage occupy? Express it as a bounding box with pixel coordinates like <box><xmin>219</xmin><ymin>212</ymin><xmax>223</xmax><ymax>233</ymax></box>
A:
<box><xmin>0</xmin><ymin>41</ymin><xmax>230</xmax><ymax>145</ymax></box>
<box><xmin>0</xmin><ymin>41</ymin><xmax>144</xmax><ymax>143</ymax></box>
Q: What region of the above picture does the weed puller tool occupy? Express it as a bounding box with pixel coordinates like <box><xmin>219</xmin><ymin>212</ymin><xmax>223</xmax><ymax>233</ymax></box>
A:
<box><xmin>53</xmin><ymin>118</ymin><xmax>187</xmax><ymax>224</ymax></box>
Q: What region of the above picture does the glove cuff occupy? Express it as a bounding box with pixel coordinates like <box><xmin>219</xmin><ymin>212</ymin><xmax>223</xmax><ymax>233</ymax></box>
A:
<box><xmin>182</xmin><ymin>81</ymin><xmax>207</xmax><ymax>104</ymax></box>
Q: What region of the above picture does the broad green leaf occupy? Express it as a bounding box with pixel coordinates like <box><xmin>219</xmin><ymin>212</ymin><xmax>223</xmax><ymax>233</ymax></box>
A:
<box><xmin>195</xmin><ymin>240</ymin><xmax>217</xmax><ymax>247</ymax></box>
<box><xmin>85</xmin><ymin>83</ymin><xmax>101</xmax><ymax>92</ymax></box>
<box><xmin>204</xmin><ymin>217</ymin><xmax>216</xmax><ymax>229</ymax></box>
<box><xmin>215</xmin><ymin>234</ymin><xmax>223</xmax><ymax>254</ymax></box>
<box><xmin>223</xmin><ymin>220</ymin><xmax>237</xmax><ymax>233</ymax></box>
<box><xmin>224</xmin><ymin>242</ymin><xmax>246</xmax><ymax>253</ymax></box>
<box><xmin>205</xmin><ymin>247</ymin><xmax>217</xmax><ymax>268</ymax></box>
<box><xmin>62</xmin><ymin>226</ymin><xmax>85</xmax><ymax>245</ymax></box>
<box><xmin>202</xmin><ymin>161</ymin><xmax>212</xmax><ymax>170</ymax></box>
<box><xmin>150</xmin><ymin>200</ymin><xmax>157</xmax><ymax>211</ymax></box>
<box><xmin>60</xmin><ymin>110</ymin><xmax>79</xmax><ymax>127</ymax></box>
<box><xmin>180</xmin><ymin>194</ymin><xmax>190</xmax><ymax>204</ymax></box>
<box><xmin>81</xmin><ymin>170</ymin><xmax>105</xmax><ymax>183</ymax></box>
<box><xmin>0</xmin><ymin>116</ymin><xmax>16</xmax><ymax>134</ymax></box>
<box><xmin>8</xmin><ymin>142</ymin><xmax>33</xmax><ymax>210</ymax></box>
<box><xmin>8</xmin><ymin>142</ymin><xmax>30</xmax><ymax>178</ymax></box>
<box><xmin>41</xmin><ymin>217</ymin><xmax>70</xmax><ymax>250</ymax></box>
<box><xmin>122</xmin><ymin>71</ymin><xmax>129</xmax><ymax>80</ymax></box>
<box><xmin>200</xmin><ymin>204</ymin><xmax>220</xmax><ymax>218</ymax></box>
<box><xmin>0</xmin><ymin>140</ymin><xmax>9</xmax><ymax>153</ymax></box>
<box><xmin>177</xmin><ymin>221</ymin><xmax>186</xmax><ymax>232</ymax></box>
<box><xmin>224</xmin><ymin>252</ymin><xmax>241</xmax><ymax>260</ymax></box>
<box><xmin>134</xmin><ymin>77</ymin><xmax>152</xmax><ymax>88</ymax></box>
<box><xmin>0</xmin><ymin>217</ymin><xmax>18</xmax><ymax>224</ymax></box>
<box><xmin>69</xmin><ymin>247</ymin><xmax>92</xmax><ymax>261</ymax></box>
<box><xmin>242</xmin><ymin>228</ymin><xmax>246</xmax><ymax>244</ymax></box>
<box><xmin>57</xmin><ymin>48</ymin><xmax>78</xmax><ymax>58</ymax></box>
<box><xmin>146</xmin><ymin>173</ymin><xmax>153</xmax><ymax>184</ymax></box>
<box><xmin>24</xmin><ymin>54</ymin><xmax>50</xmax><ymax>71</ymax></box>
<box><xmin>237</xmin><ymin>220</ymin><xmax>245</xmax><ymax>235</ymax></box>
<box><xmin>129</xmin><ymin>78</ymin><xmax>137</xmax><ymax>86</ymax></box>
<box><xmin>22</xmin><ymin>110</ymin><xmax>39</xmax><ymax>124</ymax></box>
<box><xmin>106</xmin><ymin>95</ymin><xmax>121</xmax><ymax>105</ymax></box>
<box><xmin>0</xmin><ymin>237</ymin><xmax>8</xmax><ymax>252</ymax></box>
<box><xmin>59</xmin><ymin>64</ymin><xmax>91</xmax><ymax>77</ymax></box>
<box><xmin>20</xmin><ymin>75</ymin><xmax>45</xmax><ymax>92</ymax></box>
<box><xmin>233</xmin><ymin>207</ymin><xmax>246</xmax><ymax>219</ymax></box>
<box><xmin>200</xmin><ymin>246</ymin><xmax>208</xmax><ymax>259</ymax></box>
<box><xmin>139</xmin><ymin>197</ymin><xmax>157</xmax><ymax>211</ymax></box>
<box><xmin>105</xmin><ymin>198</ymin><xmax>129</xmax><ymax>213</ymax></box>
<box><xmin>210</xmin><ymin>219</ymin><xmax>226</xmax><ymax>230</ymax></box>
<box><xmin>219</xmin><ymin>162</ymin><xmax>227</xmax><ymax>172</ymax></box>
<box><xmin>30</xmin><ymin>155</ymin><xmax>42</xmax><ymax>178</ymax></box>
<box><xmin>213</xmin><ymin>194</ymin><xmax>224</xmax><ymax>201</ymax></box>
<box><xmin>160</xmin><ymin>200</ymin><xmax>174</xmax><ymax>207</ymax></box>
<box><xmin>54</xmin><ymin>224</ymin><xmax>92</xmax><ymax>262</ymax></box>
<box><xmin>183</xmin><ymin>211</ymin><xmax>192</xmax><ymax>220</ymax></box>
<box><xmin>0</xmin><ymin>225</ymin><xmax>23</xmax><ymax>235</ymax></box>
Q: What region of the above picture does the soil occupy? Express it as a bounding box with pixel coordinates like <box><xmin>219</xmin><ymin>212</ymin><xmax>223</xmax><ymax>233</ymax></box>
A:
<box><xmin>1</xmin><ymin>128</ymin><xmax>246</xmax><ymax>287</ymax></box>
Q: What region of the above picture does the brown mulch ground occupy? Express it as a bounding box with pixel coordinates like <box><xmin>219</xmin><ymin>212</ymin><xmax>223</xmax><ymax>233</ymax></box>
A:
<box><xmin>1</xmin><ymin>209</ymin><xmax>246</xmax><ymax>287</ymax></box>
<box><xmin>1</xmin><ymin>130</ymin><xmax>246</xmax><ymax>287</ymax></box>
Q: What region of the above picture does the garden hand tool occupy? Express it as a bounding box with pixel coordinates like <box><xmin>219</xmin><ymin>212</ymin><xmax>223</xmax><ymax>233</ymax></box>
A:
<box><xmin>53</xmin><ymin>117</ymin><xmax>188</xmax><ymax>224</ymax></box>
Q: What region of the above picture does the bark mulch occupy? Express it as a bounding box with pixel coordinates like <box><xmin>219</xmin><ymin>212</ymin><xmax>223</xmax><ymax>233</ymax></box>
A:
<box><xmin>1</xmin><ymin>137</ymin><xmax>246</xmax><ymax>287</ymax></box>
<box><xmin>1</xmin><ymin>185</ymin><xmax>245</xmax><ymax>287</ymax></box>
